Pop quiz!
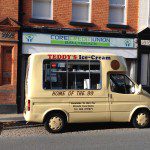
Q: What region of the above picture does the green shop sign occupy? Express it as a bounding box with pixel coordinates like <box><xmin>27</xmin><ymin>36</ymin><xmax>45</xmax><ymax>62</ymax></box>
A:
<box><xmin>23</xmin><ymin>33</ymin><xmax>135</xmax><ymax>48</ymax></box>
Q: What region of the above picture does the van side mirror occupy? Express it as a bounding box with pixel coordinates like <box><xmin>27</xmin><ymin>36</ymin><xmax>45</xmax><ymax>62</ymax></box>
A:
<box><xmin>130</xmin><ymin>86</ymin><xmax>135</xmax><ymax>94</ymax></box>
<box><xmin>137</xmin><ymin>84</ymin><xmax>142</xmax><ymax>94</ymax></box>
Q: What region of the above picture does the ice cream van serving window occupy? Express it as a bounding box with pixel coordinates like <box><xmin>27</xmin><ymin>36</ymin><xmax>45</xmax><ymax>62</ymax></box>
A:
<box><xmin>43</xmin><ymin>60</ymin><xmax>101</xmax><ymax>90</ymax></box>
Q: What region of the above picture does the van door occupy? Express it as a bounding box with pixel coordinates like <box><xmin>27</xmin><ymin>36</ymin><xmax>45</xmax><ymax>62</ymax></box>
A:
<box><xmin>69</xmin><ymin>90</ymin><xmax>110</xmax><ymax>123</ymax></box>
<box><xmin>109</xmin><ymin>74</ymin><xmax>140</xmax><ymax>122</ymax></box>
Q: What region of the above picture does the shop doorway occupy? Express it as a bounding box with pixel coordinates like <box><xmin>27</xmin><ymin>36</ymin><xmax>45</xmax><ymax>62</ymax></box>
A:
<box><xmin>18</xmin><ymin>55</ymin><xmax>30</xmax><ymax>112</ymax></box>
<box><xmin>1</xmin><ymin>46</ymin><xmax>12</xmax><ymax>85</ymax></box>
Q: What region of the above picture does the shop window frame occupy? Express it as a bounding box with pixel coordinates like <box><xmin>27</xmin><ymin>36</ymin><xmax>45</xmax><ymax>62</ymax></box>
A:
<box><xmin>72</xmin><ymin>0</ymin><xmax>91</xmax><ymax>23</ymax></box>
<box><xmin>32</xmin><ymin>0</ymin><xmax>53</xmax><ymax>20</ymax></box>
<box><xmin>108</xmin><ymin>0</ymin><xmax>127</xmax><ymax>25</ymax></box>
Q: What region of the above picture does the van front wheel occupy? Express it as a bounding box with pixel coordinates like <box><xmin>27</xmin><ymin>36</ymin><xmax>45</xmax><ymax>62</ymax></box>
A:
<box><xmin>44</xmin><ymin>113</ymin><xmax>65</xmax><ymax>133</ymax></box>
<box><xmin>132</xmin><ymin>110</ymin><xmax>150</xmax><ymax>128</ymax></box>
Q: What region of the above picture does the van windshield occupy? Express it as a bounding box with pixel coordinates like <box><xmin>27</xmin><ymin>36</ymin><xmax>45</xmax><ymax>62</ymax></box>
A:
<box><xmin>110</xmin><ymin>74</ymin><xmax>135</xmax><ymax>94</ymax></box>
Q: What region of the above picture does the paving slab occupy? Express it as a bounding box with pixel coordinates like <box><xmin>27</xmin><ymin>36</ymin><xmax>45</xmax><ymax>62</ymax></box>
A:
<box><xmin>0</xmin><ymin>114</ymin><xmax>24</xmax><ymax>122</ymax></box>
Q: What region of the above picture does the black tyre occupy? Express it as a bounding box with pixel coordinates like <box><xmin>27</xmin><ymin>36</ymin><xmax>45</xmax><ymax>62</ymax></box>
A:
<box><xmin>132</xmin><ymin>110</ymin><xmax>150</xmax><ymax>128</ymax></box>
<box><xmin>44</xmin><ymin>113</ymin><xmax>66</xmax><ymax>133</ymax></box>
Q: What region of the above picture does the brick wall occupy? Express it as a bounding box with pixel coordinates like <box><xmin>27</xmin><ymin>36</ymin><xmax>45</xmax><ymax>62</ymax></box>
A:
<box><xmin>23</xmin><ymin>0</ymin><xmax>139</xmax><ymax>32</ymax></box>
<box><xmin>0</xmin><ymin>0</ymin><xmax>18</xmax><ymax>21</ymax></box>
<box><xmin>127</xmin><ymin>0</ymin><xmax>139</xmax><ymax>32</ymax></box>
<box><xmin>0</xmin><ymin>0</ymin><xmax>19</xmax><ymax>105</ymax></box>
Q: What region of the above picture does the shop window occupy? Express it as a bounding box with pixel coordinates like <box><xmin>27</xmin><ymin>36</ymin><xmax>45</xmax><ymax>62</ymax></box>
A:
<box><xmin>32</xmin><ymin>0</ymin><xmax>52</xmax><ymax>19</ymax></box>
<box><xmin>110</xmin><ymin>74</ymin><xmax>135</xmax><ymax>94</ymax></box>
<box><xmin>72</xmin><ymin>0</ymin><xmax>91</xmax><ymax>22</ymax></box>
<box><xmin>109</xmin><ymin>0</ymin><xmax>126</xmax><ymax>25</ymax></box>
<box><xmin>141</xmin><ymin>54</ymin><xmax>150</xmax><ymax>86</ymax></box>
<box><xmin>43</xmin><ymin>60</ymin><xmax>101</xmax><ymax>90</ymax></box>
<box><xmin>1</xmin><ymin>46</ymin><xmax>12</xmax><ymax>85</ymax></box>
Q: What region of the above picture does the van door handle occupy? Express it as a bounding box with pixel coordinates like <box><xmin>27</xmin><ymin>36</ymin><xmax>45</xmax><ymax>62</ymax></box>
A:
<box><xmin>109</xmin><ymin>94</ymin><xmax>112</xmax><ymax>99</ymax></box>
<box><xmin>109</xmin><ymin>94</ymin><xmax>113</xmax><ymax>104</ymax></box>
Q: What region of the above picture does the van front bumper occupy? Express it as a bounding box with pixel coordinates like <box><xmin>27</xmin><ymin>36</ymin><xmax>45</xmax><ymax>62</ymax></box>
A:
<box><xmin>23</xmin><ymin>110</ymin><xmax>43</xmax><ymax>123</ymax></box>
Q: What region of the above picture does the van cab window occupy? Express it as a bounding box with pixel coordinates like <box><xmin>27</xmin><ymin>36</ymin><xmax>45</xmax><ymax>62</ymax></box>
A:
<box><xmin>110</xmin><ymin>74</ymin><xmax>135</xmax><ymax>94</ymax></box>
<box><xmin>43</xmin><ymin>60</ymin><xmax>101</xmax><ymax>90</ymax></box>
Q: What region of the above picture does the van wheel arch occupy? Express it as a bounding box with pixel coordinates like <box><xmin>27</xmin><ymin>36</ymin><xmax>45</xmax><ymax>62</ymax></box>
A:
<box><xmin>131</xmin><ymin>108</ymin><xmax>150</xmax><ymax>120</ymax></box>
<box><xmin>131</xmin><ymin>108</ymin><xmax>150</xmax><ymax>128</ymax></box>
<box><xmin>43</xmin><ymin>110</ymin><xmax>68</xmax><ymax>124</ymax></box>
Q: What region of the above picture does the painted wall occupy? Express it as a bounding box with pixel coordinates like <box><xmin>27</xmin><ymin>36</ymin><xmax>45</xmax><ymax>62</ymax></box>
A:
<box><xmin>138</xmin><ymin>0</ymin><xmax>150</xmax><ymax>32</ymax></box>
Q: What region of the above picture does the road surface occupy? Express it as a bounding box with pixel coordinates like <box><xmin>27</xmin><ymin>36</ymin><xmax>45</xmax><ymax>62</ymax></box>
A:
<box><xmin>0</xmin><ymin>123</ymin><xmax>150</xmax><ymax>150</ymax></box>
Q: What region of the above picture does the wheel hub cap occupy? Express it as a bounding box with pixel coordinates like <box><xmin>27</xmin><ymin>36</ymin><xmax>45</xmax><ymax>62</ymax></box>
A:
<box><xmin>49</xmin><ymin>117</ymin><xmax>62</xmax><ymax>130</ymax></box>
<box><xmin>137</xmin><ymin>113</ymin><xmax>148</xmax><ymax>126</ymax></box>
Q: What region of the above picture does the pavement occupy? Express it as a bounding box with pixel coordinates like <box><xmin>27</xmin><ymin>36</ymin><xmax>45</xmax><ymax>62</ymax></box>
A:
<box><xmin>0</xmin><ymin>114</ymin><xmax>43</xmax><ymax>134</ymax></box>
<box><xmin>0</xmin><ymin>114</ymin><xmax>25</xmax><ymax>135</ymax></box>
<box><xmin>0</xmin><ymin>114</ymin><xmax>24</xmax><ymax>122</ymax></box>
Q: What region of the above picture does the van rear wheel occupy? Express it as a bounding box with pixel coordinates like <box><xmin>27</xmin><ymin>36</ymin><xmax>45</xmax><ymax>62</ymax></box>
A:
<box><xmin>132</xmin><ymin>110</ymin><xmax>150</xmax><ymax>128</ymax></box>
<box><xmin>44</xmin><ymin>113</ymin><xmax>65</xmax><ymax>133</ymax></box>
